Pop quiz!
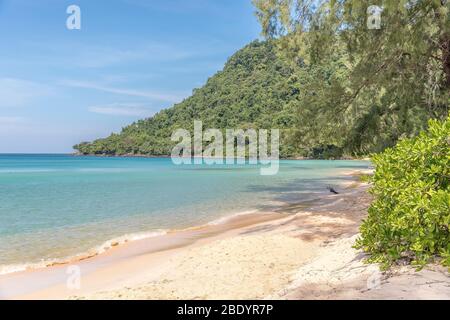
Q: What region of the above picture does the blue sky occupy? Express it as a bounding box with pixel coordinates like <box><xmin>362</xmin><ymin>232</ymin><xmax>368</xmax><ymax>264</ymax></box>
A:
<box><xmin>0</xmin><ymin>0</ymin><xmax>261</xmax><ymax>153</ymax></box>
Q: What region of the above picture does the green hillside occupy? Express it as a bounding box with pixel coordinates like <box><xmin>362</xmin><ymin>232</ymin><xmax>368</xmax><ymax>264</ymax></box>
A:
<box><xmin>74</xmin><ymin>39</ymin><xmax>438</xmax><ymax>159</ymax></box>
<box><xmin>74</xmin><ymin>40</ymin><xmax>305</xmax><ymax>158</ymax></box>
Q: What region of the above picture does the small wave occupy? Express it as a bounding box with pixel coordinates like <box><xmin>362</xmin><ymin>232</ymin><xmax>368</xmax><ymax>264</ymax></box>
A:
<box><xmin>0</xmin><ymin>230</ymin><xmax>167</xmax><ymax>276</ymax></box>
<box><xmin>93</xmin><ymin>230</ymin><xmax>167</xmax><ymax>254</ymax></box>
<box><xmin>206</xmin><ymin>209</ymin><xmax>260</xmax><ymax>225</ymax></box>
<box><xmin>0</xmin><ymin>169</ymin><xmax>59</xmax><ymax>174</ymax></box>
<box><xmin>0</xmin><ymin>263</ymin><xmax>39</xmax><ymax>275</ymax></box>
<box><xmin>76</xmin><ymin>168</ymin><xmax>135</xmax><ymax>173</ymax></box>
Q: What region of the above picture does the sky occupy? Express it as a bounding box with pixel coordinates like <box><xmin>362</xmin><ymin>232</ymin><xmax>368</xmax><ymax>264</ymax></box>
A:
<box><xmin>0</xmin><ymin>0</ymin><xmax>262</xmax><ymax>153</ymax></box>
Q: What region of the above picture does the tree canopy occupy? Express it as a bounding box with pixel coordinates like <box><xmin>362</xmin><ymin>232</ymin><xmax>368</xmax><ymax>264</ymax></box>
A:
<box><xmin>252</xmin><ymin>0</ymin><xmax>450</xmax><ymax>268</ymax></box>
<box><xmin>253</xmin><ymin>0</ymin><xmax>450</xmax><ymax>154</ymax></box>
<box><xmin>75</xmin><ymin>1</ymin><xmax>450</xmax><ymax>158</ymax></box>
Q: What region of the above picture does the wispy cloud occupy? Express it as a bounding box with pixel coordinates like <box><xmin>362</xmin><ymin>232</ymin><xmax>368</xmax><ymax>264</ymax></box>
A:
<box><xmin>0</xmin><ymin>78</ymin><xmax>54</xmax><ymax>108</ymax></box>
<box><xmin>4</xmin><ymin>40</ymin><xmax>197</xmax><ymax>69</ymax></box>
<box><xmin>88</xmin><ymin>103</ymin><xmax>155</xmax><ymax>117</ymax></box>
<box><xmin>0</xmin><ymin>116</ymin><xmax>26</xmax><ymax>125</ymax></box>
<box><xmin>122</xmin><ymin>0</ymin><xmax>222</xmax><ymax>14</ymax></box>
<box><xmin>61</xmin><ymin>80</ymin><xmax>187</xmax><ymax>103</ymax></box>
<box><xmin>0</xmin><ymin>116</ymin><xmax>29</xmax><ymax>135</ymax></box>
<box><xmin>70</xmin><ymin>43</ymin><xmax>195</xmax><ymax>68</ymax></box>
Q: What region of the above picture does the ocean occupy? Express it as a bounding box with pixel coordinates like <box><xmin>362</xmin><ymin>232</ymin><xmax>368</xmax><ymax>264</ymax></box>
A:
<box><xmin>0</xmin><ymin>154</ymin><xmax>370</xmax><ymax>273</ymax></box>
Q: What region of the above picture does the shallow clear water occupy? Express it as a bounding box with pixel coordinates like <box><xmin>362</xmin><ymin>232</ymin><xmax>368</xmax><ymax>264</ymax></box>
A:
<box><xmin>0</xmin><ymin>154</ymin><xmax>370</xmax><ymax>269</ymax></box>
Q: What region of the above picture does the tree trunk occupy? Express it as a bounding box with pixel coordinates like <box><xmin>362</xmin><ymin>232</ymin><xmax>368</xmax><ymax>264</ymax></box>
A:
<box><xmin>441</xmin><ymin>36</ymin><xmax>450</xmax><ymax>88</ymax></box>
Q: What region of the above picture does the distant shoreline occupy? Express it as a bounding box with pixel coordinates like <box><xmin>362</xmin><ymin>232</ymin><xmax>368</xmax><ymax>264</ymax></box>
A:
<box><xmin>72</xmin><ymin>152</ymin><xmax>371</xmax><ymax>161</ymax></box>
<box><xmin>0</xmin><ymin>153</ymin><xmax>371</xmax><ymax>161</ymax></box>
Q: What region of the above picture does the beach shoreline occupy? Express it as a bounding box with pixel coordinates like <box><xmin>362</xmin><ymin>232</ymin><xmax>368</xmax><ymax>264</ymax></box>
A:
<box><xmin>1</xmin><ymin>156</ymin><xmax>371</xmax><ymax>274</ymax></box>
<box><xmin>1</xmin><ymin>168</ymin><xmax>447</xmax><ymax>300</ymax></box>
<box><xmin>0</xmin><ymin>169</ymin><xmax>366</xmax><ymax>299</ymax></box>
<box><xmin>0</xmin><ymin>210</ymin><xmax>305</xmax><ymax>299</ymax></box>
<box><xmin>0</xmin><ymin>166</ymin><xmax>367</xmax><ymax>277</ymax></box>
<box><xmin>0</xmin><ymin>209</ymin><xmax>276</xmax><ymax>276</ymax></box>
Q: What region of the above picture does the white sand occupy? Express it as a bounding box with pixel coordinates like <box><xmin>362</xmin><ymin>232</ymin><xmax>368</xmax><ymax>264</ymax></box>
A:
<box><xmin>81</xmin><ymin>235</ymin><xmax>318</xmax><ymax>300</ymax></box>
<box><xmin>272</xmin><ymin>235</ymin><xmax>450</xmax><ymax>300</ymax></box>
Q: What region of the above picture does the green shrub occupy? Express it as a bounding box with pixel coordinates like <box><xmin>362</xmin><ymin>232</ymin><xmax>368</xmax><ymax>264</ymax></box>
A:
<box><xmin>355</xmin><ymin>116</ymin><xmax>450</xmax><ymax>269</ymax></box>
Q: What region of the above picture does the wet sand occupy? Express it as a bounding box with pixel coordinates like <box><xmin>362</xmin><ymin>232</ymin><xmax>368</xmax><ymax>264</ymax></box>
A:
<box><xmin>0</xmin><ymin>212</ymin><xmax>291</xmax><ymax>299</ymax></box>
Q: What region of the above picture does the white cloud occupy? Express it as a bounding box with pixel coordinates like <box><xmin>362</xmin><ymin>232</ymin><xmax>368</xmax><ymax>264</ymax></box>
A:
<box><xmin>61</xmin><ymin>80</ymin><xmax>187</xmax><ymax>103</ymax></box>
<box><xmin>88</xmin><ymin>103</ymin><xmax>154</xmax><ymax>117</ymax></box>
<box><xmin>0</xmin><ymin>78</ymin><xmax>54</xmax><ymax>108</ymax></box>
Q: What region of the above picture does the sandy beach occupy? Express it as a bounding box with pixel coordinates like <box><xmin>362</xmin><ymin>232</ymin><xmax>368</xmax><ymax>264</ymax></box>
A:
<box><xmin>1</xmin><ymin>170</ymin><xmax>448</xmax><ymax>300</ymax></box>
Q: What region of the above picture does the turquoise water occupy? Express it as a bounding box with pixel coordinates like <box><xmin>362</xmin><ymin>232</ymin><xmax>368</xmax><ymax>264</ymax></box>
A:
<box><xmin>0</xmin><ymin>154</ymin><xmax>370</xmax><ymax>271</ymax></box>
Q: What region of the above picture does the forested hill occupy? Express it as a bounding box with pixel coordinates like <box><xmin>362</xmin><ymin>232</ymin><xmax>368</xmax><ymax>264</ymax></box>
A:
<box><xmin>74</xmin><ymin>41</ymin><xmax>303</xmax><ymax>157</ymax></box>
<box><xmin>74</xmin><ymin>39</ymin><xmax>436</xmax><ymax>159</ymax></box>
